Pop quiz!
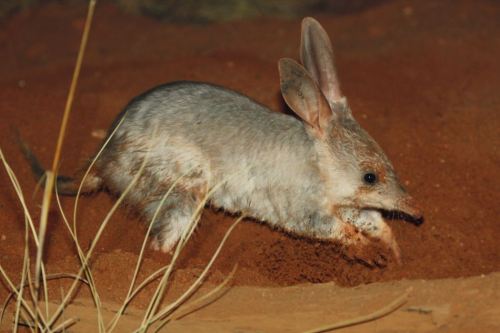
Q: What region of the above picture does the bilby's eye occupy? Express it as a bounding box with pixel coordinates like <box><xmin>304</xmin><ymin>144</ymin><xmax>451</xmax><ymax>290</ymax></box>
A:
<box><xmin>363</xmin><ymin>172</ymin><xmax>378</xmax><ymax>185</ymax></box>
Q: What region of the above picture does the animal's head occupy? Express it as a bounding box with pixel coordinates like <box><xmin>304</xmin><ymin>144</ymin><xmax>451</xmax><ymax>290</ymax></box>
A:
<box><xmin>279</xmin><ymin>17</ymin><xmax>423</xmax><ymax>263</ymax></box>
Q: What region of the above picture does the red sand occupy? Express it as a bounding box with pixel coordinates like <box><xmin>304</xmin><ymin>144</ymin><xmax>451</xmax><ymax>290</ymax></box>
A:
<box><xmin>0</xmin><ymin>0</ymin><xmax>499</xmax><ymax>313</ymax></box>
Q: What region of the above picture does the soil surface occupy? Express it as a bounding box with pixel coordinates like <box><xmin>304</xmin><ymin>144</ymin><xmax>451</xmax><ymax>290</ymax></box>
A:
<box><xmin>0</xmin><ymin>0</ymin><xmax>499</xmax><ymax>332</ymax></box>
<box><xmin>14</xmin><ymin>272</ymin><xmax>500</xmax><ymax>333</ymax></box>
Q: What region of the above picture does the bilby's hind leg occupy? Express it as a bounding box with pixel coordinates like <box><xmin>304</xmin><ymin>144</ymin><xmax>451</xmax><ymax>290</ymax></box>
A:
<box><xmin>145</xmin><ymin>190</ymin><xmax>203</xmax><ymax>253</ymax></box>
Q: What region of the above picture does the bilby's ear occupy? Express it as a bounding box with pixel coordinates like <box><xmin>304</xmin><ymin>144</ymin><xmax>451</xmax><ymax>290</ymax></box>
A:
<box><xmin>278</xmin><ymin>58</ymin><xmax>334</xmax><ymax>134</ymax></box>
<box><xmin>300</xmin><ymin>17</ymin><xmax>343</xmax><ymax>105</ymax></box>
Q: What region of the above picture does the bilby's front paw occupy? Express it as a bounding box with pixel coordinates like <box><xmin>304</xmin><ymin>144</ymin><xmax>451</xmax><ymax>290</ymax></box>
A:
<box><xmin>343</xmin><ymin>239</ymin><xmax>401</xmax><ymax>267</ymax></box>
<box><xmin>150</xmin><ymin>237</ymin><xmax>176</xmax><ymax>254</ymax></box>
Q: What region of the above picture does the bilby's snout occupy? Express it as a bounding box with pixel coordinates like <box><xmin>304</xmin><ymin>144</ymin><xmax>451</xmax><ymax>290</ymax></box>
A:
<box><xmin>401</xmin><ymin>195</ymin><xmax>423</xmax><ymax>216</ymax></box>
<box><xmin>382</xmin><ymin>210</ymin><xmax>424</xmax><ymax>226</ymax></box>
<box><xmin>386</xmin><ymin>194</ymin><xmax>424</xmax><ymax>226</ymax></box>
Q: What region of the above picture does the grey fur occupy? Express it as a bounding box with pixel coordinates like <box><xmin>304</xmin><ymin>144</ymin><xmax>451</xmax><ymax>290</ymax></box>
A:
<box><xmin>96</xmin><ymin>82</ymin><xmax>331</xmax><ymax>248</ymax></box>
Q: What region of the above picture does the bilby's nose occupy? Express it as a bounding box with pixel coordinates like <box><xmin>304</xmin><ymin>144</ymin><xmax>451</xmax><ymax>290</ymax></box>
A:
<box><xmin>397</xmin><ymin>195</ymin><xmax>424</xmax><ymax>225</ymax></box>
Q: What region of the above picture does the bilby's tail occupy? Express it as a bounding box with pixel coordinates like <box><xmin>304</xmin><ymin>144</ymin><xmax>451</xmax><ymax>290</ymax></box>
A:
<box><xmin>16</xmin><ymin>134</ymin><xmax>102</xmax><ymax>196</ymax></box>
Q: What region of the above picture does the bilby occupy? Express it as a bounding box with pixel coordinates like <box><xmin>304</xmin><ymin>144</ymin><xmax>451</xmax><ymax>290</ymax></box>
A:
<box><xmin>23</xmin><ymin>17</ymin><xmax>423</xmax><ymax>264</ymax></box>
